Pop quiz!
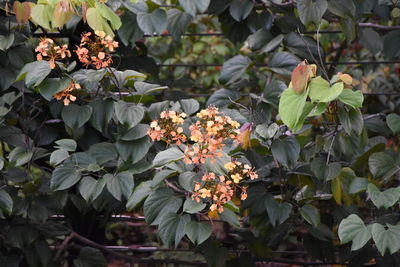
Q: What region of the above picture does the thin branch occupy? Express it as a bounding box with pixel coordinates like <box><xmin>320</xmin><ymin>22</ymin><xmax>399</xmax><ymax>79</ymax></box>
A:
<box><xmin>328</xmin><ymin>40</ymin><xmax>347</xmax><ymax>78</ymax></box>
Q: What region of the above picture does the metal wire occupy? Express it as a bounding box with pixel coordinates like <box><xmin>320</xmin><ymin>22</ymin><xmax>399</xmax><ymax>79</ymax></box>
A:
<box><xmin>156</xmin><ymin>61</ymin><xmax>400</xmax><ymax>67</ymax></box>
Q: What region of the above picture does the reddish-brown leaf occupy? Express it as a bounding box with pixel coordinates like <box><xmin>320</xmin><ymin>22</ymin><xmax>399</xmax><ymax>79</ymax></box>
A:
<box><xmin>291</xmin><ymin>63</ymin><xmax>311</xmax><ymax>94</ymax></box>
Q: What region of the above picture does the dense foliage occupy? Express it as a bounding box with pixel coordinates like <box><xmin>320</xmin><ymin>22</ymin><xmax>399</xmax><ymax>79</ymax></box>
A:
<box><xmin>0</xmin><ymin>0</ymin><xmax>400</xmax><ymax>266</ymax></box>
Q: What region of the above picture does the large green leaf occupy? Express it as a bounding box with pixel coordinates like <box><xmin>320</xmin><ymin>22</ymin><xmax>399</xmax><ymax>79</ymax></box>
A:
<box><xmin>144</xmin><ymin>187</ymin><xmax>182</xmax><ymax>225</ymax></box>
<box><xmin>338</xmin><ymin>214</ymin><xmax>371</xmax><ymax>251</ymax></box>
<box><xmin>105</xmin><ymin>172</ymin><xmax>134</xmax><ymax>201</ymax></box>
<box><xmin>153</xmin><ymin>147</ymin><xmax>184</xmax><ymax>167</ymax></box>
<box><xmin>16</xmin><ymin>61</ymin><xmax>51</xmax><ymax>87</ymax></box>
<box><xmin>299</xmin><ymin>205</ymin><xmax>320</xmax><ymax>227</ymax></box>
<box><xmin>0</xmin><ymin>189</ymin><xmax>13</xmax><ymax>216</ymax></box>
<box><xmin>62</xmin><ymin>104</ymin><xmax>93</xmax><ymax>129</ymax></box>
<box><xmin>50</xmin><ymin>165</ymin><xmax>81</xmax><ymax>191</ymax></box>
<box><xmin>229</xmin><ymin>0</ymin><xmax>254</xmax><ymax>21</ymax></box>
<box><xmin>137</xmin><ymin>8</ymin><xmax>167</xmax><ymax>35</ymax></box>
<box><xmin>278</xmin><ymin>87</ymin><xmax>308</xmax><ymax>132</ymax></box>
<box><xmin>386</xmin><ymin>113</ymin><xmax>400</xmax><ymax>134</ymax></box>
<box><xmin>383</xmin><ymin>30</ymin><xmax>400</xmax><ymax>59</ymax></box>
<box><xmin>38</xmin><ymin>78</ymin><xmax>72</xmax><ymax>101</ymax></box>
<box><xmin>268</xmin><ymin>52</ymin><xmax>300</xmax><ymax>76</ymax></box>
<box><xmin>86</xmin><ymin>7</ymin><xmax>114</xmax><ymax>36</ymax></box>
<box><xmin>126</xmin><ymin>180</ymin><xmax>152</xmax><ymax>210</ymax></box>
<box><xmin>179</xmin><ymin>0</ymin><xmax>210</xmax><ymax>17</ymax></box>
<box><xmin>369</xmin><ymin>152</ymin><xmax>399</xmax><ymax>179</ymax></box>
<box><xmin>338</xmin><ymin>89</ymin><xmax>364</xmax><ymax>109</ymax></box>
<box><xmin>206</xmin><ymin>88</ymin><xmax>240</xmax><ymax>107</ymax></box>
<box><xmin>338</xmin><ymin>107</ymin><xmax>363</xmax><ymax>136</ymax></box>
<box><xmin>114</xmin><ymin>101</ymin><xmax>145</xmax><ymax>129</ymax></box>
<box><xmin>271</xmin><ymin>136</ymin><xmax>300</xmax><ymax>168</ymax></box>
<box><xmin>120</xmin><ymin>124</ymin><xmax>149</xmax><ymax>141</ymax></box>
<box><xmin>219</xmin><ymin>207</ymin><xmax>240</xmax><ymax>227</ymax></box>
<box><xmin>88</xmin><ymin>142</ymin><xmax>118</xmax><ymax>164</ymax></box>
<box><xmin>167</xmin><ymin>9</ymin><xmax>193</xmax><ymax>39</ymax></box>
<box><xmin>328</xmin><ymin>0</ymin><xmax>356</xmax><ymax>18</ymax></box>
<box><xmin>79</xmin><ymin>176</ymin><xmax>106</xmax><ymax>202</ymax></box>
<box><xmin>265</xmin><ymin>196</ymin><xmax>292</xmax><ymax>227</ymax></box>
<box><xmin>116</xmin><ymin>137</ymin><xmax>152</xmax><ymax>163</ymax></box>
<box><xmin>183</xmin><ymin>198</ymin><xmax>206</xmax><ymax>214</ymax></box>
<box><xmin>219</xmin><ymin>55</ymin><xmax>251</xmax><ymax>85</ymax></box>
<box><xmin>297</xmin><ymin>0</ymin><xmax>328</xmax><ymax>26</ymax></box>
<box><xmin>159</xmin><ymin>213</ymin><xmax>190</xmax><ymax>247</ymax></box>
<box><xmin>8</xmin><ymin>147</ymin><xmax>33</xmax><ymax>166</ymax></box>
<box><xmin>309</xmin><ymin>77</ymin><xmax>343</xmax><ymax>103</ymax></box>
<box><xmin>96</xmin><ymin>3</ymin><xmax>122</xmax><ymax>30</ymax></box>
<box><xmin>0</xmin><ymin>34</ymin><xmax>14</xmax><ymax>51</ymax></box>
<box><xmin>185</xmin><ymin>221</ymin><xmax>212</xmax><ymax>245</ymax></box>
<box><xmin>89</xmin><ymin>99</ymin><xmax>114</xmax><ymax>133</ymax></box>
<box><xmin>118</xmin><ymin>12</ymin><xmax>144</xmax><ymax>46</ymax></box>
<box><xmin>367</xmin><ymin>183</ymin><xmax>400</xmax><ymax>209</ymax></box>
<box><xmin>371</xmin><ymin>223</ymin><xmax>400</xmax><ymax>256</ymax></box>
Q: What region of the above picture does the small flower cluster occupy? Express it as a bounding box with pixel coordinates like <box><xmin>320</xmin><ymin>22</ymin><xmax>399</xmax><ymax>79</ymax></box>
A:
<box><xmin>54</xmin><ymin>81</ymin><xmax>80</xmax><ymax>106</ymax></box>
<box><xmin>75</xmin><ymin>31</ymin><xmax>118</xmax><ymax>69</ymax></box>
<box><xmin>184</xmin><ymin>106</ymin><xmax>240</xmax><ymax>164</ymax></box>
<box><xmin>192</xmin><ymin>172</ymin><xmax>235</xmax><ymax>213</ymax></box>
<box><xmin>147</xmin><ymin>110</ymin><xmax>187</xmax><ymax>145</ymax></box>
<box><xmin>191</xmin><ymin>161</ymin><xmax>257</xmax><ymax>213</ymax></box>
<box><xmin>224</xmin><ymin>160</ymin><xmax>258</xmax><ymax>183</ymax></box>
<box><xmin>35</xmin><ymin>38</ymin><xmax>71</xmax><ymax>69</ymax></box>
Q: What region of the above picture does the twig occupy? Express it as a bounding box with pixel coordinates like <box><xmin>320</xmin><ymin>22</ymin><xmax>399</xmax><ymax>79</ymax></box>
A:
<box><xmin>55</xmin><ymin>232</ymin><xmax>74</xmax><ymax>259</ymax></box>
<box><xmin>328</xmin><ymin>40</ymin><xmax>347</xmax><ymax>78</ymax></box>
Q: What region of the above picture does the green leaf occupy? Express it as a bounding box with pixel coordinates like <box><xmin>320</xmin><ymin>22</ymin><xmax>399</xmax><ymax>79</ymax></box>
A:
<box><xmin>118</xmin><ymin>12</ymin><xmax>144</xmax><ymax>46</ymax></box>
<box><xmin>30</xmin><ymin>4</ymin><xmax>52</xmax><ymax>29</ymax></box>
<box><xmin>331</xmin><ymin>167</ymin><xmax>357</xmax><ymax>204</ymax></box>
<box><xmin>167</xmin><ymin>9</ymin><xmax>193</xmax><ymax>39</ymax></box>
<box><xmin>0</xmin><ymin>189</ymin><xmax>13</xmax><ymax>216</ymax></box>
<box><xmin>105</xmin><ymin>172</ymin><xmax>134</xmax><ymax>201</ymax></box>
<box><xmin>338</xmin><ymin>107</ymin><xmax>363</xmax><ymax>136</ymax></box>
<box><xmin>265</xmin><ymin>196</ymin><xmax>292</xmax><ymax>227</ymax></box>
<box><xmin>219</xmin><ymin>55</ymin><xmax>251</xmax><ymax>85</ymax></box>
<box><xmin>359</xmin><ymin>28</ymin><xmax>383</xmax><ymax>55</ymax></box>
<box><xmin>50</xmin><ymin>149</ymin><xmax>69</xmax><ymax>166</ymax></box>
<box><xmin>328</xmin><ymin>0</ymin><xmax>356</xmax><ymax>18</ymax></box>
<box><xmin>310</xmin><ymin>158</ymin><xmax>341</xmax><ymax>180</ymax></box>
<box><xmin>299</xmin><ymin>205</ymin><xmax>320</xmax><ymax>227</ymax></box>
<box><xmin>179</xmin><ymin>0</ymin><xmax>210</xmax><ymax>17</ymax></box>
<box><xmin>309</xmin><ymin>77</ymin><xmax>344</xmax><ymax>103</ymax></box>
<box><xmin>349</xmin><ymin>178</ymin><xmax>369</xmax><ymax>194</ymax></box>
<box><xmin>96</xmin><ymin>3</ymin><xmax>122</xmax><ymax>30</ymax></box>
<box><xmin>38</xmin><ymin>78</ymin><xmax>72</xmax><ymax>101</ymax></box>
<box><xmin>89</xmin><ymin>99</ymin><xmax>114</xmax><ymax>133</ymax></box>
<box><xmin>386</xmin><ymin>113</ymin><xmax>400</xmax><ymax>134</ymax></box>
<box><xmin>114</xmin><ymin>101</ymin><xmax>145</xmax><ymax>129</ymax></box>
<box><xmin>185</xmin><ymin>221</ymin><xmax>212</xmax><ymax>245</ymax></box>
<box><xmin>271</xmin><ymin>136</ymin><xmax>300</xmax><ymax>168</ymax></box>
<box><xmin>371</xmin><ymin>223</ymin><xmax>400</xmax><ymax>256</ymax></box>
<box><xmin>126</xmin><ymin>180</ymin><xmax>152</xmax><ymax>210</ymax></box>
<box><xmin>73</xmin><ymin>247</ymin><xmax>107</xmax><ymax>267</ymax></box>
<box><xmin>9</xmin><ymin>147</ymin><xmax>33</xmax><ymax>166</ymax></box>
<box><xmin>0</xmin><ymin>34</ymin><xmax>14</xmax><ymax>51</ymax></box>
<box><xmin>55</xmin><ymin>139</ymin><xmax>77</xmax><ymax>151</ymax></box>
<box><xmin>50</xmin><ymin>166</ymin><xmax>81</xmax><ymax>191</ymax></box>
<box><xmin>153</xmin><ymin>147</ymin><xmax>184</xmax><ymax>167</ymax></box>
<box><xmin>369</xmin><ymin>152</ymin><xmax>399</xmax><ymax>179</ymax></box>
<box><xmin>120</xmin><ymin>124</ymin><xmax>149</xmax><ymax>141</ymax></box>
<box><xmin>383</xmin><ymin>30</ymin><xmax>400</xmax><ymax>59</ymax></box>
<box><xmin>159</xmin><ymin>213</ymin><xmax>190</xmax><ymax>247</ymax></box>
<box><xmin>338</xmin><ymin>214</ymin><xmax>371</xmax><ymax>251</ymax></box>
<box><xmin>218</xmin><ymin>209</ymin><xmax>240</xmax><ymax>228</ymax></box>
<box><xmin>180</xmin><ymin>99</ymin><xmax>200</xmax><ymax>115</ymax></box>
<box><xmin>137</xmin><ymin>8</ymin><xmax>167</xmax><ymax>35</ymax></box>
<box><xmin>61</xmin><ymin>104</ymin><xmax>93</xmax><ymax>129</ymax></box>
<box><xmin>86</xmin><ymin>7</ymin><xmax>114</xmax><ymax>36</ymax></box>
<box><xmin>16</xmin><ymin>61</ymin><xmax>51</xmax><ymax>87</ymax></box>
<box><xmin>183</xmin><ymin>198</ymin><xmax>206</xmax><ymax>214</ymax></box>
<box><xmin>297</xmin><ymin>0</ymin><xmax>328</xmax><ymax>26</ymax></box>
<box><xmin>206</xmin><ymin>88</ymin><xmax>240</xmax><ymax>107</ymax></box>
<box><xmin>88</xmin><ymin>142</ymin><xmax>118</xmax><ymax>164</ymax></box>
<box><xmin>79</xmin><ymin>176</ymin><xmax>106</xmax><ymax>202</ymax></box>
<box><xmin>268</xmin><ymin>52</ymin><xmax>300</xmax><ymax>76</ymax></box>
<box><xmin>278</xmin><ymin>87</ymin><xmax>308</xmax><ymax>132</ymax></box>
<box><xmin>367</xmin><ymin>183</ymin><xmax>400</xmax><ymax>209</ymax></box>
<box><xmin>229</xmin><ymin>0</ymin><xmax>254</xmax><ymax>21</ymax></box>
<box><xmin>116</xmin><ymin>137</ymin><xmax>152</xmax><ymax>163</ymax></box>
<box><xmin>178</xmin><ymin>171</ymin><xmax>198</xmax><ymax>191</ymax></box>
<box><xmin>144</xmin><ymin>187</ymin><xmax>182</xmax><ymax>225</ymax></box>
<box><xmin>338</xmin><ymin>89</ymin><xmax>364</xmax><ymax>109</ymax></box>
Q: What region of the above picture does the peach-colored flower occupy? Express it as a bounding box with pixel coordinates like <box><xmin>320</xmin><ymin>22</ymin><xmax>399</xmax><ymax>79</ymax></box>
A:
<box><xmin>53</xmin><ymin>81</ymin><xmax>79</xmax><ymax>106</ymax></box>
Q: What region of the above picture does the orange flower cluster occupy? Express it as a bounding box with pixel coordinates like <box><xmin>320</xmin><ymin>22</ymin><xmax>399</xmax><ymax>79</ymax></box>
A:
<box><xmin>184</xmin><ymin>107</ymin><xmax>240</xmax><ymax>164</ymax></box>
<box><xmin>75</xmin><ymin>31</ymin><xmax>118</xmax><ymax>69</ymax></box>
<box><xmin>54</xmin><ymin>81</ymin><xmax>80</xmax><ymax>106</ymax></box>
<box><xmin>192</xmin><ymin>172</ymin><xmax>235</xmax><ymax>213</ymax></box>
<box><xmin>147</xmin><ymin>110</ymin><xmax>187</xmax><ymax>145</ymax></box>
<box><xmin>224</xmin><ymin>160</ymin><xmax>258</xmax><ymax>183</ymax></box>
<box><xmin>35</xmin><ymin>38</ymin><xmax>71</xmax><ymax>69</ymax></box>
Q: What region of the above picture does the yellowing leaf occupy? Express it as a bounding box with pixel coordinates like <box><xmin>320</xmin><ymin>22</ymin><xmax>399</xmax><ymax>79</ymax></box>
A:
<box><xmin>13</xmin><ymin>1</ymin><xmax>31</xmax><ymax>24</ymax></box>
<box><xmin>54</xmin><ymin>1</ymin><xmax>74</xmax><ymax>29</ymax></box>
<box><xmin>338</xmin><ymin>73</ymin><xmax>353</xmax><ymax>85</ymax></box>
<box><xmin>291</xmin><ymin>63</ymin><xmax>311</xmax><ymax>94</ymax></box>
